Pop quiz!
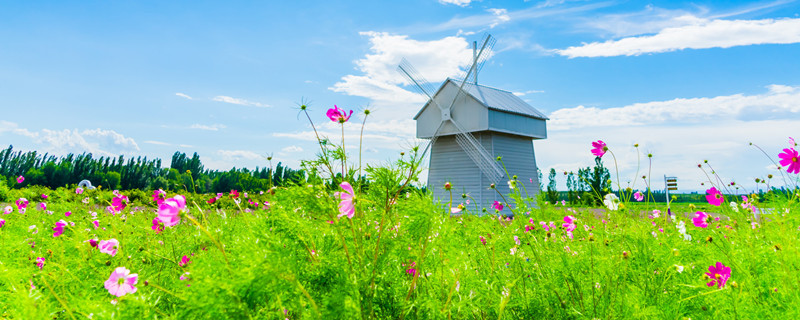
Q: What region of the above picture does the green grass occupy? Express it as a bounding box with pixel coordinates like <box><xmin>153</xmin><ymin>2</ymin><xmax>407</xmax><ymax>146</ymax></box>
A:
<box><xmin>1</xmin><ymin>180</ymin><xmax>798</xmax><ymax>319</ymax></box>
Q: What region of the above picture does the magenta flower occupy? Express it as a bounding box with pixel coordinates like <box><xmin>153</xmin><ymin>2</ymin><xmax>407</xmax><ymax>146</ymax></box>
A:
<box><xmin>692</xmin><ymin>211</ymin><xmax>709</xmax><ymax>228</ymax></box>
<box><xmin>16</xmin><ymin>198</ymin><xmax>29</xmax><ymax>212</ymax></box>
<box><xmin>104</xmin><ymin>267</ymin><xmax>138</xmax><ymax>297</ymax></box>
<box><xmin>326</xmin><ymin>105</ymin><xmax>353</xmax><ymax>123</ymax></box>
<box><xmin>335</xmin><ymin>182</ymin><xmax>355</xmax><ymax>219</ymax></box>
<box><xmin>0</xmin><ymin>219</ymin><xmax>5</xmax><ymax>228</ymax></box>
<box><xmin>3</xmin><ymin>206</ymin><xmax>11</xmax><ymax>214</ymax></box>
<box><xmin>89</xmin><ymin>239</ymin><xmax>99</xmax><ymax>247</ymax></box>
<box><xmin>36</xmin><ymin>257</ymin><xmax>45</xmax><ymax>269</ymax></box>
<box><xmin>38</xmin><ymin>202</ymin><xmax>47</xmax><ymax>211</ymax></box>
<box><xmin>591</xmin><ymin>140</ymin><xmax>608</xmax><ymax>158</ymax></box>
<box><xmin>41</xmin><ymin>194</ymin><xmax>48</xmax><ymax>199</ymax></box>
<box><xmin>479</xmin><ymin>236</ymin><xmax>486</xmax><ymax>245</ymax></box>
<box><xmin>207</xmin><ymin>196</ymin><xmax>217</xmax><ymax>204</ymax></box>
<box><xmin>76</xmin><ymin>187</ymin><xmax>84</xmax><ymax>194</ymax></box>
<box><xmin>705</xmin><ymin>262</ymin><xmax>731</xmax><ymax>288</ymax></box>
<box><xmin>406</xmin><ymin>261</ymin><xmax>417</xmax><ymax>276</ymax></box>
<box><xmin>778</xmin><ymin>148</ymin><xmax>799</xmax><ymax>174</ymax></box>
<box><xmin>230</xmin><ymin>189</ymin><xmax>239</xmax><ymax>199</ymax></box>
<box><xmin>562</xmin><ymin>215</ymin><xmax>576</xmax><ymax>239</ymax></box>
<box><xmin>99</xmin><ymin>239</ymin><xmax>119</xmax><ymax>256</ymax></box>
<box><xmin>705</xmin><ymin>187</ymin><xmax>724</xmax><ymax>206</ymax></box>
<box><xmin>152</xmin><ymin>189</ymin><xmax>167</xmax><ymax>205</ymax></box>
<box><xmin>634</xmin><ymin>191</ymin><xmax>643</xmax><ymax>202</ymax></box>
<box><xmin>514</xmin><ymin>235</ymin><xmax>520</xmax><ymax>245</ymax></box>
<box><xmin>92</xmin><ymin>220</ymin><xmax>100</xmax><ymax>229</ymax></box>
<box><xmin>16</xmin><ymin>175</ymin><xmax>24</xmax><ymax>184</ymax></box>
<box><xmin>157</xmin><ymin>195</ymin><xmax>186</xmax><ymax>227</ymax></box>
<box><xmin>179</xmin><ymin>255</ymin><xmax>191</xmax><ymax>267</ymax></box>
<box><xmin>492</xmin><ymin>201</ymin><xmax>504</xmax><ymax>212</ymax></box>
<box><xmin>151</xmin><ymin>218</ymin><xmax>164</xmax><ymax>234</ymax></box>
<box><xmin>540</xmin><ymin>221</ymin><xmax>555</xmax><ymax>232</ymax></box>
<box><xmin>52</xmin><ymin>220</ymin><xmax>67</xmax><ymax>237</ymax></box>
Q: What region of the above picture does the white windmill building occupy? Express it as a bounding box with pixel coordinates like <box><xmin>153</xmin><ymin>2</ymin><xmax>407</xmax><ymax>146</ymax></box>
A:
<box><xmin>398</xmin><ymin>35</ymin><xmax>548</xmax><ymax>213</ymax></box>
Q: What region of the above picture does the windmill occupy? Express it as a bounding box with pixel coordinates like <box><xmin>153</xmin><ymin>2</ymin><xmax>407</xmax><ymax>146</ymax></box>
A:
<box><xmin>397</xmin><ymin>34</ymin><xmax>548</xmax><ymax>213</ymax></box>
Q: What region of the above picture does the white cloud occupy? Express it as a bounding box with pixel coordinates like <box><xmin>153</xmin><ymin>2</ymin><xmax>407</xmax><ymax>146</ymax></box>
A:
<box><xmin>487</xmin><ymin>8</ymin><xmax>511</xmax><ymax>28</ymax></box>
<box><xmin>513</xmin><ymin>90</ymin><xmax>545</xmax><ymax>96</ymax></box>
<box><xmin>190</xmin><ymin>124</ymin><xmax>227</xmax><ymax>131</ymax></box>
<box><xmin>0</xmin><ymin>122</ymin><xmax>140</xmax><ymax>157</ymax></box>
<box><xmin>175</xmin><ymin>92</ymin><xmax>193</xmax><ymax>100</ymax></box>
<box><xmin>217</xmin><ymin>150</ymin><xmax>263</xmax><ymax>161</ymax></box>
<box><xmin>439</xmin><ymin>0</ymin><xmax>471</xmax><ymax>7</ymax></box>
<box><xmin>557</xmin><ymin>17</ymin><xmax>800</xmax><ymax>58</ymax></box>
<box><xmin>281</xmin><ymin>145</ymin><xmax>303</xmax><ymax>153</ymax></box>
<box><xmin>549</xmin><ymin>84</ymin><xmax>800</xmax><ymax>130</ymax></box>
<box><xmin>212</xmin><ymin>95</ymin><xmax>270</xmax><ymax>108</ymax></box>
<box><xmin>144</xmin><ymin>140</ymin><xmax>170</xmax><ymax>146</ymax></box>
<box><xmin>537</xmin><ymin>84</ymin><xmax>800</xmax><ymax>192</ymax></box>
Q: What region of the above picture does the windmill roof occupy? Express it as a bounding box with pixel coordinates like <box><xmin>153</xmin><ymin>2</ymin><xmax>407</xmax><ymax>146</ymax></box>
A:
<box><xmin>413</xmin><ymin>79</ymin><xmax>550</xmax><ymax>120</ymax></box>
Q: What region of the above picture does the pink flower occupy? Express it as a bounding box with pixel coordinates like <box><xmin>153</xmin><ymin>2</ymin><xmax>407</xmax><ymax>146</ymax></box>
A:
<box><xmin>705</xmin><ymin>187</ymin><xmax>724</xmax><ymax>206</ymax></box>
<box><xmin>263</xmin><ymin>201</ymin><xmax>270</xmax><ymax>210</ymax></box>
<box><xmin>179</xmin><ymin>255</ymin><xmax>191</xmax><ymax>267</ymax></box>
<box><xmin>151</xmin><ymin>218</ymin><xmax>164</xmax><ymax>233</ymax></box>
<box><xmin>479</xmin><ymin>236</ymin><xmax>486</xmax><ymax>245</ymax></box>
<box><xmin>104</xmin><ymin>267</ymin><xmax>138</xmax><ymax>297</ymax></box>
<box><xmin>591</xmin><ymin>140</ymin><xmax>608</xmax><ymax>158</ymax></box>
<box><xmin>492</xmin><ymin>201</ymin><xmax>504</xmax><ymax>212</ymax></box>
<box><xmin>405</xmin><ymin>261</ymin><xmax>417</xmax><ymax>276</ymax></box>
<box><xmin>207</xmin><ymin>196</ymin><xmax>217</xmax><ymax>204</ymax></box>
<box><xmin>64</xmin><ymin>211</ymin><xmax>71</xmax><ymax>217</ymax></box>
<box><xmin>38</xmin><ymin>202</ymin><xmax>47</xmax><ymax>211</ymax></box>
<box><xmin>89</xmin><ymin>239</ymin><xmax>99</xmax><ymax>247</ymax></box>
<box><xmin>16</xmin><ymin>198</ymin><xmax>29</xmax><ymax>212</ymax></box>
<box><xmin>41</xmin><ymin>194</ymin><xmax>48</xmax><ymax>199</ymax></box>
<box><xmin>230</xmin><ymin>190</ymin><xmax>239</xmax><ymax>199</ymax></box>
<box><xmin>106</xmin><ymin>193</ymin><xmax>129</xmax><ymax>215</ymax></box>
<box><xmin>76</xmin><ymin>187</ymin><xmax>84</xmax><ymax>194</ymax></box>
<box><xmin>450</xmin><ymin>206</ymin><xmax>462</xmax><ymax>214</ymax></box>
<box><xmin>692</xmin><ymin>211</ymin><xmax>709</xmax><ymax>228</ymax></box>
<box><xmin>92</xmin><ymin>220</ymin><xmax>100</xmax><ymax>229</ymax></box>
<box><xmin>326</xmin><ymin>105</ymin><xmax>353</xmax><ymax>123</ymax></box>
<box><xmin>157</xmin><ymin>195</ymin><xmax>186</xmax><ymax>227</ymax></box>
<box><xmin>334</xmin><ymin>182</ymin><xmax>355</xmax><ymax>219</ymax></box>
<box><xmin>52</xmin><ymin>220</ymin><xmax>67</xmax><ymax>237</ymax></box>
<box><xmin>36</xmin><ymin>257</ymin><xmax>45</xmax><ymax>269</ymax></box>
<box><xmin>778</xmin><ymin>148</ymin><xmax>799</xmax><ymax>174</ymax></box>
<box><xmin>16</xmin><ymin>175</ymin><xmax>24</xmax><ymax>183</ymax></box>
<box><xmin>514</xmin><ymin>235</ymin><xmax>520</xmax><ymax>245</ymax></box>
<box><xmin>152</xmin><ymin>189</ymin><xmax>167</xmax><ymax>205</ymax></box>
<box><xmin>540</xmin><ymin>221</ymin><xmax>555</xmax><ymax>232</ymax></box>
<box><xmin>99</xmin><ymin>239</ymin><xmax>119</xmax><ymax>256</ymax></box>
<box><xmin>562</xmin><ymin>215</ymin><xmax>576</xmax><ymax>239</ymax></box>
<box><xmin>0</xmin><ymin>219</ymin><xmax>5</xmax><ymax>228</ymax></box>
<box><xmin>634</xmin><ymin>191</ymin><xmax>643</xmax><ymax>202</ymax></box>
<box><xmin>3</xmin><ymin>206</ymin><xmax>11</xmax><ymax>214</ymax></box>
<box><xmin>705</xmin><ymin>262</ymin><xmax>731</xmax><ymax>288</ymax></box>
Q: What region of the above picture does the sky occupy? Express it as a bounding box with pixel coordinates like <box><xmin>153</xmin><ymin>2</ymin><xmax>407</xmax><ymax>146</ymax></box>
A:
<box><xmin>1</xmin><ymin>0</ymin><xmax>799</xmax><ymax>193</ymax></box>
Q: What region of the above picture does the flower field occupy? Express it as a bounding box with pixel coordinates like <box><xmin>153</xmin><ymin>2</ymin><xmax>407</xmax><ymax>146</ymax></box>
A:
<box><xmin>1</xmin><ymin>108</ymin><xmax>799</xmax><ymax>319</ymax></box>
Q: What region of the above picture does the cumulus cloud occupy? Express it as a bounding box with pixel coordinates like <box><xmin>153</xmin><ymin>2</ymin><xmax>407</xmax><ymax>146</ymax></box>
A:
<box><xmin>217</xmin><ymin>150</ymin><xmax>263</xmax><ymax>161</ymax></box>
<box><xmin>557</xmin><ymin>17</ymin><xmax>800</xmax><ymax>58</ymax></box>
<box><xmin>190</xmin><ymin>124</ymin><xmax>227</xmax><ymax>131</ymax></box>
<box><xmin>281</xmin><ymin>145</ymin><xmax>303</xmax><ymax>153</ymax></box>
<box><xmin>175</xmin><ymin>93</ymin><xmax>193</xmax><ymax>100</ymax></box>
<box><xmin>0</xmin><ymin>121</ymin><xmax>141</xmax><ymax>157</ymax></box>
<box><xmin>549</xmin><ymin>84</ymin><xmax>800</xmax><ymax>130</ymax></box>
<box><xmin>212</xmin><ymin>95</ymin><xmax>270</xmax><ymax>108</ymax></box>
<box><xmin>439</xmin><ymin>0</ymin><xmax>471</xmax><ymax>7</ymax></box>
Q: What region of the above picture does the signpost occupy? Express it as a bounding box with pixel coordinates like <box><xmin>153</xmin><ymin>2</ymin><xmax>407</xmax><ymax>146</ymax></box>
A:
<box><xmin>664</xmin><ymin>176</ymin><xmax>678</xmax><ymax>208</ymax></box>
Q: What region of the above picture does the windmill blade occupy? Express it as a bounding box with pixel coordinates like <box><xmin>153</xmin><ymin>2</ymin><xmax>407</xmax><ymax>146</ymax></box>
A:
<box><xmin>397</xmin><ymin>58</ymin><xmax>446</xmax><ymax>111</ymax></box>
<box><xmin>450</xmin><ymin>119</ymin><xmax>504</xmax><ymax>183</ymax></box>
<box><xmin>446</xmin><ymin>34</ymin><xmax>496</xmax><ymax>113</ymax></box>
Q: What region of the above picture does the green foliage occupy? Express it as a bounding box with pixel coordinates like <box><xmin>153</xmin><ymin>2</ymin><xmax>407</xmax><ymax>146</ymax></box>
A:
<box><xmin>546</xmin><ymin>168</ymin><xmax>558</xmax><ymax>204</ymax></box>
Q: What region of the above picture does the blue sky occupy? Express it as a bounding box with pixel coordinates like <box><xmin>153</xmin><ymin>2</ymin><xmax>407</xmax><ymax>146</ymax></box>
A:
<box><xmin>1</xmin><ymin>0</ymin><xmax>799</xmax><ymax>192</ymax></box>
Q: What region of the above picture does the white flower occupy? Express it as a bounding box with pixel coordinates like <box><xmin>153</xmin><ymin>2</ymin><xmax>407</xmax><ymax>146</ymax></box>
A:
<box><xmin>603</xmin><ymin>193</ymin><xmax>619</xmax><ymax>211</ymax></box>
<box><xmin>729</xmin><ymin>202</ymin><xmax>739</xmax><ymax>212</ymax></box>
<box><xmin>675</xmin><ymin>265</ymin><xmax>684</xmax><ymax>273</ymax></box>
<box><xmin>507</xmin><ymin>180</ymin><xmax>516</xmax><ymax>190</ymax></box>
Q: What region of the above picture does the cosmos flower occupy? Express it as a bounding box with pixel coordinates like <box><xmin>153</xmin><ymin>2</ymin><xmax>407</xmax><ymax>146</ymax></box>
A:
<box><xmin>335</xmin><ymin>182</ymin><xmax>355</xmax><ymax>219</ymax></box>
<box><xmin>16</xmin><ymin>198</ymin><xmax>29</xmax><ymax>212</ymax></box>
<box><xmin>36</xmin><ymin>257</ymin><xmax>45</xmax><ymax>269</ymax></box>
<box><xmin>603</xmin><ymin>193</ymin><xmax>619</xmax><ymax>210</ymax></box>
<box><xmin>591</xmin><ymin>140</ymin><xmax>608</xmax><ymax>158</ymax></box>
<box><xmin>98</xmin><ymin>239</ymin><xmax>120</xmax><ymax>256</ymax></box>
<box><xmin>692</xmin><ymin>211</ymin><xmax>709</xmax><ymax>228</ymax></box>
<box><xmin>705</xmin><ymin>187</ymin><xmax>724</xmax><ymax>206</ymax></box>
<box><xmin>634</xmin><ymin>191</ymin><xmax>643</xmax><ymax>202</ymax></box>
<box><xmin>492</xmin><ymin>201</ymin><xmax>504</xmax><ymax>212</ymax></box>
<box><xmin>52</xmin><ymin>220</ymin><xmax>67</xmax><ymax>237</ymax></box>
<box><xmin>326</xmin><ymin>105</ymin><xmax>353</xmax><ymax>123</ymax></box>
<box><xmin>76</xmin><ymin>187</ymin><xmax>84</xmax><ymax>194</ymax></box>
<box><xmin>179</xmin><ymin>255</ymin><xmax>191</xmax><ymax>267</ymax></box>
<box><xmin>705</xmin><ymin>262</ymin><xmax>731</xmax><ymax>288</ymax></box>
<box><xmin>104</xmin><ymin>267</ymin><xmax>138</xmax><ymax>297</ymax></box>
<box><xmin>152</xmin><ymin>189</ymin><xmax>167</xmax><ymax>205</ymax></box>
<box><xmin>3</xmin><ymin>206</ymin><xmax>11</xmax><ymax>214</ymax></box>
<box><xmin>778</xmin><ymin>148</ymin><xmax>799</xmax><ymax>174</ymax></box>
<box><xmin>16</xmin><ymin>176</ymin><xmax>24</xmax><ymax>184</ymax></box>
<box><xmin>157</xmin><ymin>195</ymin><xmax>186</xmax><ymax>227</ymax></box>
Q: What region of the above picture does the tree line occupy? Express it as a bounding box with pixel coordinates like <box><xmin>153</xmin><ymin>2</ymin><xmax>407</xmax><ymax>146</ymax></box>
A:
<box><xmin>0</xmin><ymin>145</ymin><xmax>305</xmax><ymax>193</ymax></box>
